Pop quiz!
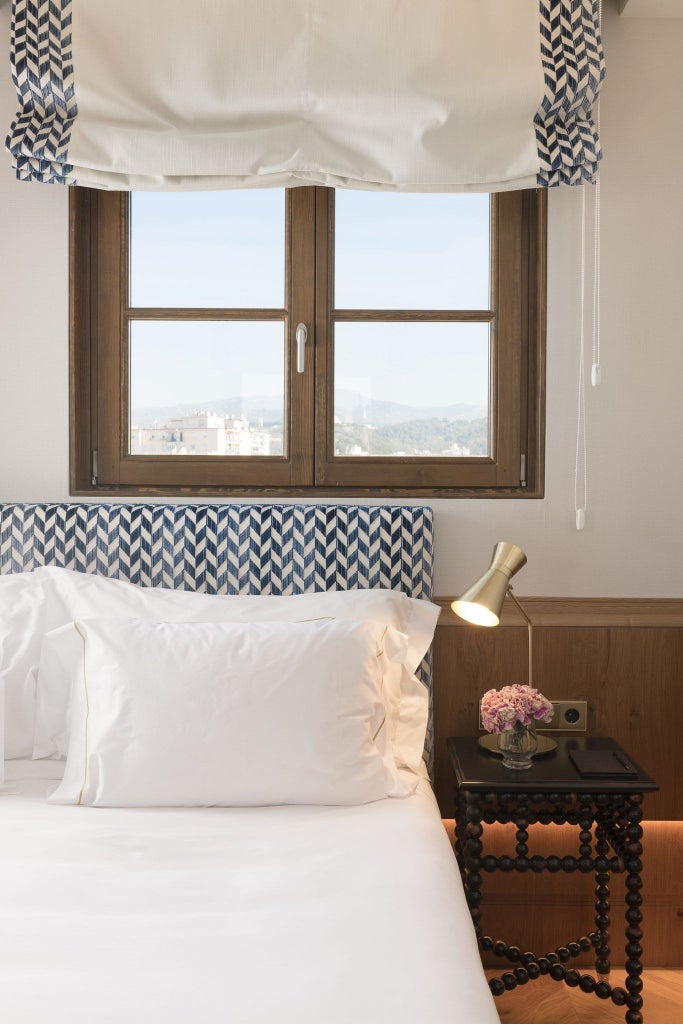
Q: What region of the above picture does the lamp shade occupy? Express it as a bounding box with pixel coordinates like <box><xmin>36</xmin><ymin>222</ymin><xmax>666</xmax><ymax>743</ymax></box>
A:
<box><xmin>451</xmin><ymin>542</ymin><xmax>527</xmax><ymax>626</ymax></box>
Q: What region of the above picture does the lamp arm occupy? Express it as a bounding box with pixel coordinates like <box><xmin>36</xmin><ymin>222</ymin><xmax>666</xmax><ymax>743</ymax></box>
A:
<box><xmin>506</xmin><ymin>586</ymin><xmax>533</xmax><ymax>688</ymax></box>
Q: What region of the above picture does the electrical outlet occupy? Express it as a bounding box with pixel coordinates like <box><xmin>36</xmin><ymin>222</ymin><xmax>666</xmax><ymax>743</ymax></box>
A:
<box><xmin>544</xmin><ymin>700</ymin><xmax>587</xmax><ymax>732</ymax></box>
<box><xmin>478</xmin><ymin>699</ymin><xmax>587</xmax><ymax>732</ymax></box>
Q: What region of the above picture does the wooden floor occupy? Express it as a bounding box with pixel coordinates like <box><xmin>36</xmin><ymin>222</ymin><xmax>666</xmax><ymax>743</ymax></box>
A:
<box><xmin>486</xmin><ymin>970</ymin><xmax>682</xmax><ymax>1024</ymax></box>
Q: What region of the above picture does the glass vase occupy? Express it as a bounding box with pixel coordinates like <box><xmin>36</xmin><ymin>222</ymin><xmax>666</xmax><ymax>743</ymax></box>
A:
<box><xmin>497</xmin><ymin>722</ymin><xmax>538</xmax><ymax>770</ymax></box>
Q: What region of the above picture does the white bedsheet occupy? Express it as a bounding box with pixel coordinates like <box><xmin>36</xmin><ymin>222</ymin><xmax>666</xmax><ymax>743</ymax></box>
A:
<box><xmin>0</xmin><ymin>765</ymin><xmax>498</xmax><ymax>1024</ymax></box>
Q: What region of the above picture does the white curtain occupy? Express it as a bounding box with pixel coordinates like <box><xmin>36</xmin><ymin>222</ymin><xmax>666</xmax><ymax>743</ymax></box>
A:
<box><xmin>6</xmin><ymin>0</ymin><xmax>604</xmax><ymax>192</ymax></box>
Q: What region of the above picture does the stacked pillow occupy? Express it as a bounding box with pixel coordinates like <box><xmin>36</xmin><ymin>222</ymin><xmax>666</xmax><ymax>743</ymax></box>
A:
<box><xmin>0</xmin><ymin>568</ymin><xmax>440</xmax><ymax>805</ymax></box>
<box><xmin>0</xmin><ymin>570</ymin><xmax>49</xmax><ymax>762</ymax></box>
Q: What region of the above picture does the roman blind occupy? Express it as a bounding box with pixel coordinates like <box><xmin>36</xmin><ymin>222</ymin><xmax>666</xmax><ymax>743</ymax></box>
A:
<box><xmin>6</xmin><ymin>0</ymin><xmax>604</xmax><ymax>192</ymax></box>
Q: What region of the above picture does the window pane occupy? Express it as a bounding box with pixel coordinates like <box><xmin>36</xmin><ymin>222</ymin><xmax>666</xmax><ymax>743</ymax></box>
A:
<box><xmin>129</xmin><ymin>322</ymin><xmax>284</xmax><ymax>456</ymax></box>
<box><xmin>335</xmin><ymin>193</ymin><xmax>490</xmax><ymax>310</ymax></box>
<box><xmin>334</xmin><ymin>322</ymin><xmax>489</xmax><ymax>457</ymax></box>
<box><xmin>130</xmin><ymin>191</ymin><xmax>285</xmax><ymax>308</ymax></box>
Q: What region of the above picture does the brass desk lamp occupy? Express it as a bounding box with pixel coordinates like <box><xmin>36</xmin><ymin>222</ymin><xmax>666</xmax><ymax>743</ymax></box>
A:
<box><xmin>451</xmin><ymin>541</ymin><xmax>534</xmax><ymax>686</ymax></box>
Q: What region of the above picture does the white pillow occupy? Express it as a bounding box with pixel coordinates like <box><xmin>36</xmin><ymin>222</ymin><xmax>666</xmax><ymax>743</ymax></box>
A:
<box><xmin>32</xmin><ymin>567</ymin><xmax>440</xmax><ymax>770</ymax></box>
<box><xmin>0</xmin><ymin>677</ymin><xmax>4</xmax><ymax>781</ymax></box>
<box><xmin>49</xmin><ymin>618</ymin><xmax>414</xmax><ymax>808</ymax></box>
<box><xmin>32</xmin><ymin>624</ymin><xmax>80</xmax><ymax>760</ymax></box>
<box><xmin>0</xmin><ymin>570</ymin><xmax>49</xmax><ymax>761</ymax></box>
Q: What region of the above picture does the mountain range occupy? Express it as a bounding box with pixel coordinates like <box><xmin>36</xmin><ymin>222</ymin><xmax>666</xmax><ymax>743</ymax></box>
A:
<box><xmin>131</xmin><ymin>390</ymin><xmax>487</xmax><ymax>428</ymax></box>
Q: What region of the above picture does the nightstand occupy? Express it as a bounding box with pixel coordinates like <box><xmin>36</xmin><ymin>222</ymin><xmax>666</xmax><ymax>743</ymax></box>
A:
<box><xmin>448</xmin><ymin>736</ymin><xmax>658</xmax><ymax>1024</ymax></box>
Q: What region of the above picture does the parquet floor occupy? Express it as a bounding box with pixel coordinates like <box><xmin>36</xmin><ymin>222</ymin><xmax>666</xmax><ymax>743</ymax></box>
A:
<box><xmin>486</xmin><ymin>970</ymin><xmax>682</xmax><ymax>1024</ymax></box>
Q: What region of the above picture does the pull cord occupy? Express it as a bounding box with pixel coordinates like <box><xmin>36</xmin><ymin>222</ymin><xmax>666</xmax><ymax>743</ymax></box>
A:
<box><xmin>575</xmin><ymin>186</ymin><xmax>588</xmax><ymax>531</ymax></box>
<box><xmin>592</xmin><ymin>96</ymin><xmax>602</xmax><ymax>388</ymax></box>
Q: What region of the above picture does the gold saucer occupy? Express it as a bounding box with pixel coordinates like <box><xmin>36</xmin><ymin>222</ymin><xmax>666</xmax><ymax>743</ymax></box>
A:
<box><xmin>478</xmin><ymin>733</ymin><xmax>557</xmax><ymax>757</ymax></box>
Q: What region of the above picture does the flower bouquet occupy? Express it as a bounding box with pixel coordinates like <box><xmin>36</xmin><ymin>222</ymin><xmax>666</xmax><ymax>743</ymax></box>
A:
<box><xmin>481</xmin><ymin>684</ymin><xmax>553</xmax><ymax>769</ymax></box>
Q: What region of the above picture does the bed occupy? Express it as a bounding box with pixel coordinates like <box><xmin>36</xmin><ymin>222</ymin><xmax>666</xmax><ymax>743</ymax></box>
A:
<box><xmin>0</xmin><ymin>504</ymin><xmax>498</xmax><ymax>1024</ymax></box>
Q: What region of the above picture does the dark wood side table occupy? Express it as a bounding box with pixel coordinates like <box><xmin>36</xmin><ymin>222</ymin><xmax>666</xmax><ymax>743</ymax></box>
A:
<box><xmin>448</xmin><ymin>736</ymin><xmax>659</xmax><ymax>1024</ymax></box>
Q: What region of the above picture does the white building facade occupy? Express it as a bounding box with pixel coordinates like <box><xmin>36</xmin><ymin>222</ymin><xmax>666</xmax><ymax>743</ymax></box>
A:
<box><xmin>130</xmin><ymin>413</ymin><xmax>270</xmax><ymax>456</ymax></box>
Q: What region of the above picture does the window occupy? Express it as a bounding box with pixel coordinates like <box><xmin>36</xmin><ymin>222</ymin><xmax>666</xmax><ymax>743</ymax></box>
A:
<box><xmin>70</xmin><ymin>187</ymin><xmax>545</xmax><ymax>496</ymax></box>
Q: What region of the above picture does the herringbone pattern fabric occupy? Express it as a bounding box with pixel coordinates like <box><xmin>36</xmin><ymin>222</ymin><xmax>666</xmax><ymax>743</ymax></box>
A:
<box><xmin>535</xmin><ymin>0</ymin><xmax>605</xmax><ymax>187</ymax></box>
<box><xmin>6</xmin><ymin>0</ymin><xmax>76</xmax><ymax>184</ymax></box>
<box><xmin>5</xmin><ymin>1</ymin><xmax>604</xmax><ymax>192</ymax></box>
<box><xmin>0</xmin><ymin>503</ymin><xmax>436</xmax><ymax>767</ymax></box>
<box><xmin>0</xmin><ymin>504</ymin><xmax>434</xmax><ymax>596</ymax></box>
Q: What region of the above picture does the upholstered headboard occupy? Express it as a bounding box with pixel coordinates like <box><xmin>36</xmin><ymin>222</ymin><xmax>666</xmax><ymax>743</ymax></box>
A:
<box><xmin>0</xmin><ymin>503</ymin><xmax>436</xmax><ymax>768</ymax></box>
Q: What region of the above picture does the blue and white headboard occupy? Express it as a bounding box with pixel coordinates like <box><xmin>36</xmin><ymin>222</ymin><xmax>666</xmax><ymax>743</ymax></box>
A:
<box><xmin>0</xmin><ymin>503</ymin><xmax>436</xmax><ymax>767</ymax></box>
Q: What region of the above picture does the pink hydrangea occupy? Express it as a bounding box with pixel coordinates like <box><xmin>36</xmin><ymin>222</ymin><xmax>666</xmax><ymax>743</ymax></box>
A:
<box><xmin>480</xmin><ymin>684</ymin><xmax>553</xmax><ymax>734</ymax></box>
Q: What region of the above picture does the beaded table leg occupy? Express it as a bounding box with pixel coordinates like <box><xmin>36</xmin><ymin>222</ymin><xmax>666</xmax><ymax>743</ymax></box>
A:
<box><xmin>514</xmin><ymin>796</ymin><xmax>529</xmax><ymax>872</ymax></box>
<box><xmin>463</xmin><ymin>792</ymin><xmax>484</xmax><ymax>942</ymax></box>
<box><xmin>578</xmin><ymin>800</ymin><xmax>594</xmax><ymax>875</ymax></box>
<box><xmin>454</xmin><ymin>786</ymin><xmax>468</xmax><ymax>884</ymax></box>
<box><xmin>623</xmin><ymin>794</ymin><xmax>645</xmax><ymax>1024</ymax></box>
<box><xmin>594</xmin><ymin>806</ymin><xmax>612</xmax><ymax>981</ymax></box>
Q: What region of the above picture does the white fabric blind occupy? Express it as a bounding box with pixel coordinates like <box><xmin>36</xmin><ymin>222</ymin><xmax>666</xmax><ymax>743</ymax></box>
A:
<box><xmin>6</xmin><ymin>0</ymin><xmax>604</xmax><ymax>192</ymax></box>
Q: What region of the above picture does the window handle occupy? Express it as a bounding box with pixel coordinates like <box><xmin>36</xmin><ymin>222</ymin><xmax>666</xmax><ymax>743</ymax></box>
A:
<box><xmin>296</xmin><ymin>323</ymin><xmax>308</xmax><ymax>373</ymax></box>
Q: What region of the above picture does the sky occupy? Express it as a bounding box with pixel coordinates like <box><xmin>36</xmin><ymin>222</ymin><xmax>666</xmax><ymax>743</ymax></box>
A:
<box><xmin>129</xmin><ymin>189</ymin><xmax>491</xmax><ymax>414</ymax></box>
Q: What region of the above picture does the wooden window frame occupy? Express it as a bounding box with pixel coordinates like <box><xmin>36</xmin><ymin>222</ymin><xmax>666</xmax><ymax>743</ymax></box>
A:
<box><xmin>70</xmin><ymin>186</ymin><xmax>546</xmax><ymax>497</ymax></box>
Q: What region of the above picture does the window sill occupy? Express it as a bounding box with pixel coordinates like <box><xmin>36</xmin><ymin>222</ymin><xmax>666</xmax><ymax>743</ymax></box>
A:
<box><xmin>70</xmin><ymin>483</ymin><xmax>545</xmax><ymax>500</ymax></box>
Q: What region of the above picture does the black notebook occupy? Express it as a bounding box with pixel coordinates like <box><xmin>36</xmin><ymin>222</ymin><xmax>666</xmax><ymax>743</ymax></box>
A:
<box><xmin>569</xmin><ymin>749</ymin><xmax>639</xmax><ymax>778</ymax></box>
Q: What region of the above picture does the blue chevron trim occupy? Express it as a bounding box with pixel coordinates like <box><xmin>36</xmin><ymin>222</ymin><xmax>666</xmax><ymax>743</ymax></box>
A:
<box><xmin>6</xmin><ymin>0</ymin><xmax>77</xmax><ymax>184</ymax></box>
<box><xmin>535</xmin><ymin>0</ymin><xmax>605</xmax><ymax>187</ymax></box>
<box><xmin>0</xmin><ymin>503</ymin><xmax>436</xmax><ymax>769</ymax></box>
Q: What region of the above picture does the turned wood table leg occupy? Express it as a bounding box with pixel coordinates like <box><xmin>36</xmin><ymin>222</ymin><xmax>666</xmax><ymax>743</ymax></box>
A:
<box><xmin>463</xmin><ymin>791</ymin><xmax>484</xmax><ymax>942</ymax></box>
<box><xmin>454</xmin><ymin>787</ymin><xmax>467</xmax><ymax>883</ymax></box>
<box><xmin>594</xmin><ymin>804</ymin><xmax>612</xmax><ymax>981</ymax></box>
<box><xmin>623</xmin><ymin>793</ymin><xmax>645</xmax><ymax>1024</ymax></box>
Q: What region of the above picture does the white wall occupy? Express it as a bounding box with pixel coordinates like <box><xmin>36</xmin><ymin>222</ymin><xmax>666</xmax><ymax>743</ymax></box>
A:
<box><xmin>0</xmin><ymin>3</ymin><xmax>682</xmax><ymax>597</ymax></box>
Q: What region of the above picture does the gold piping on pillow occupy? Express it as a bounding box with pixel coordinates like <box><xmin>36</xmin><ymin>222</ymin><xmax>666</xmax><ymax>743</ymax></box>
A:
<box><xmin>73</xmin><ymin>622</ymin><xmax>90</xmax><ymax>807</ymax></box>
<box><xmin>371</xmin><ymin>713</ymin><xmax>387</xmax><ymax>744</ymax></box>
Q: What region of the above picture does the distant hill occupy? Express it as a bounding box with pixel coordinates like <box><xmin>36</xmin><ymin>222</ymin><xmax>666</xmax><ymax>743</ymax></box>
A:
<box><xmin>131</xmin><ymin>397</ymin><xmax>285</xmax><ymax>428</ymax></box>
<box><xmin>131</xmin><ymin>391</ymin><xmax>487</xmax><ymax>429</ymax></box>
<box><xmin>333</xmin><ymin>390</ymin><xmax>486</xmax><ymax>427</ymax></box>
<box><xmin>335</xmin><ymin>417</ymin><xmax>489</xmax><ymax>457</ymax></box>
